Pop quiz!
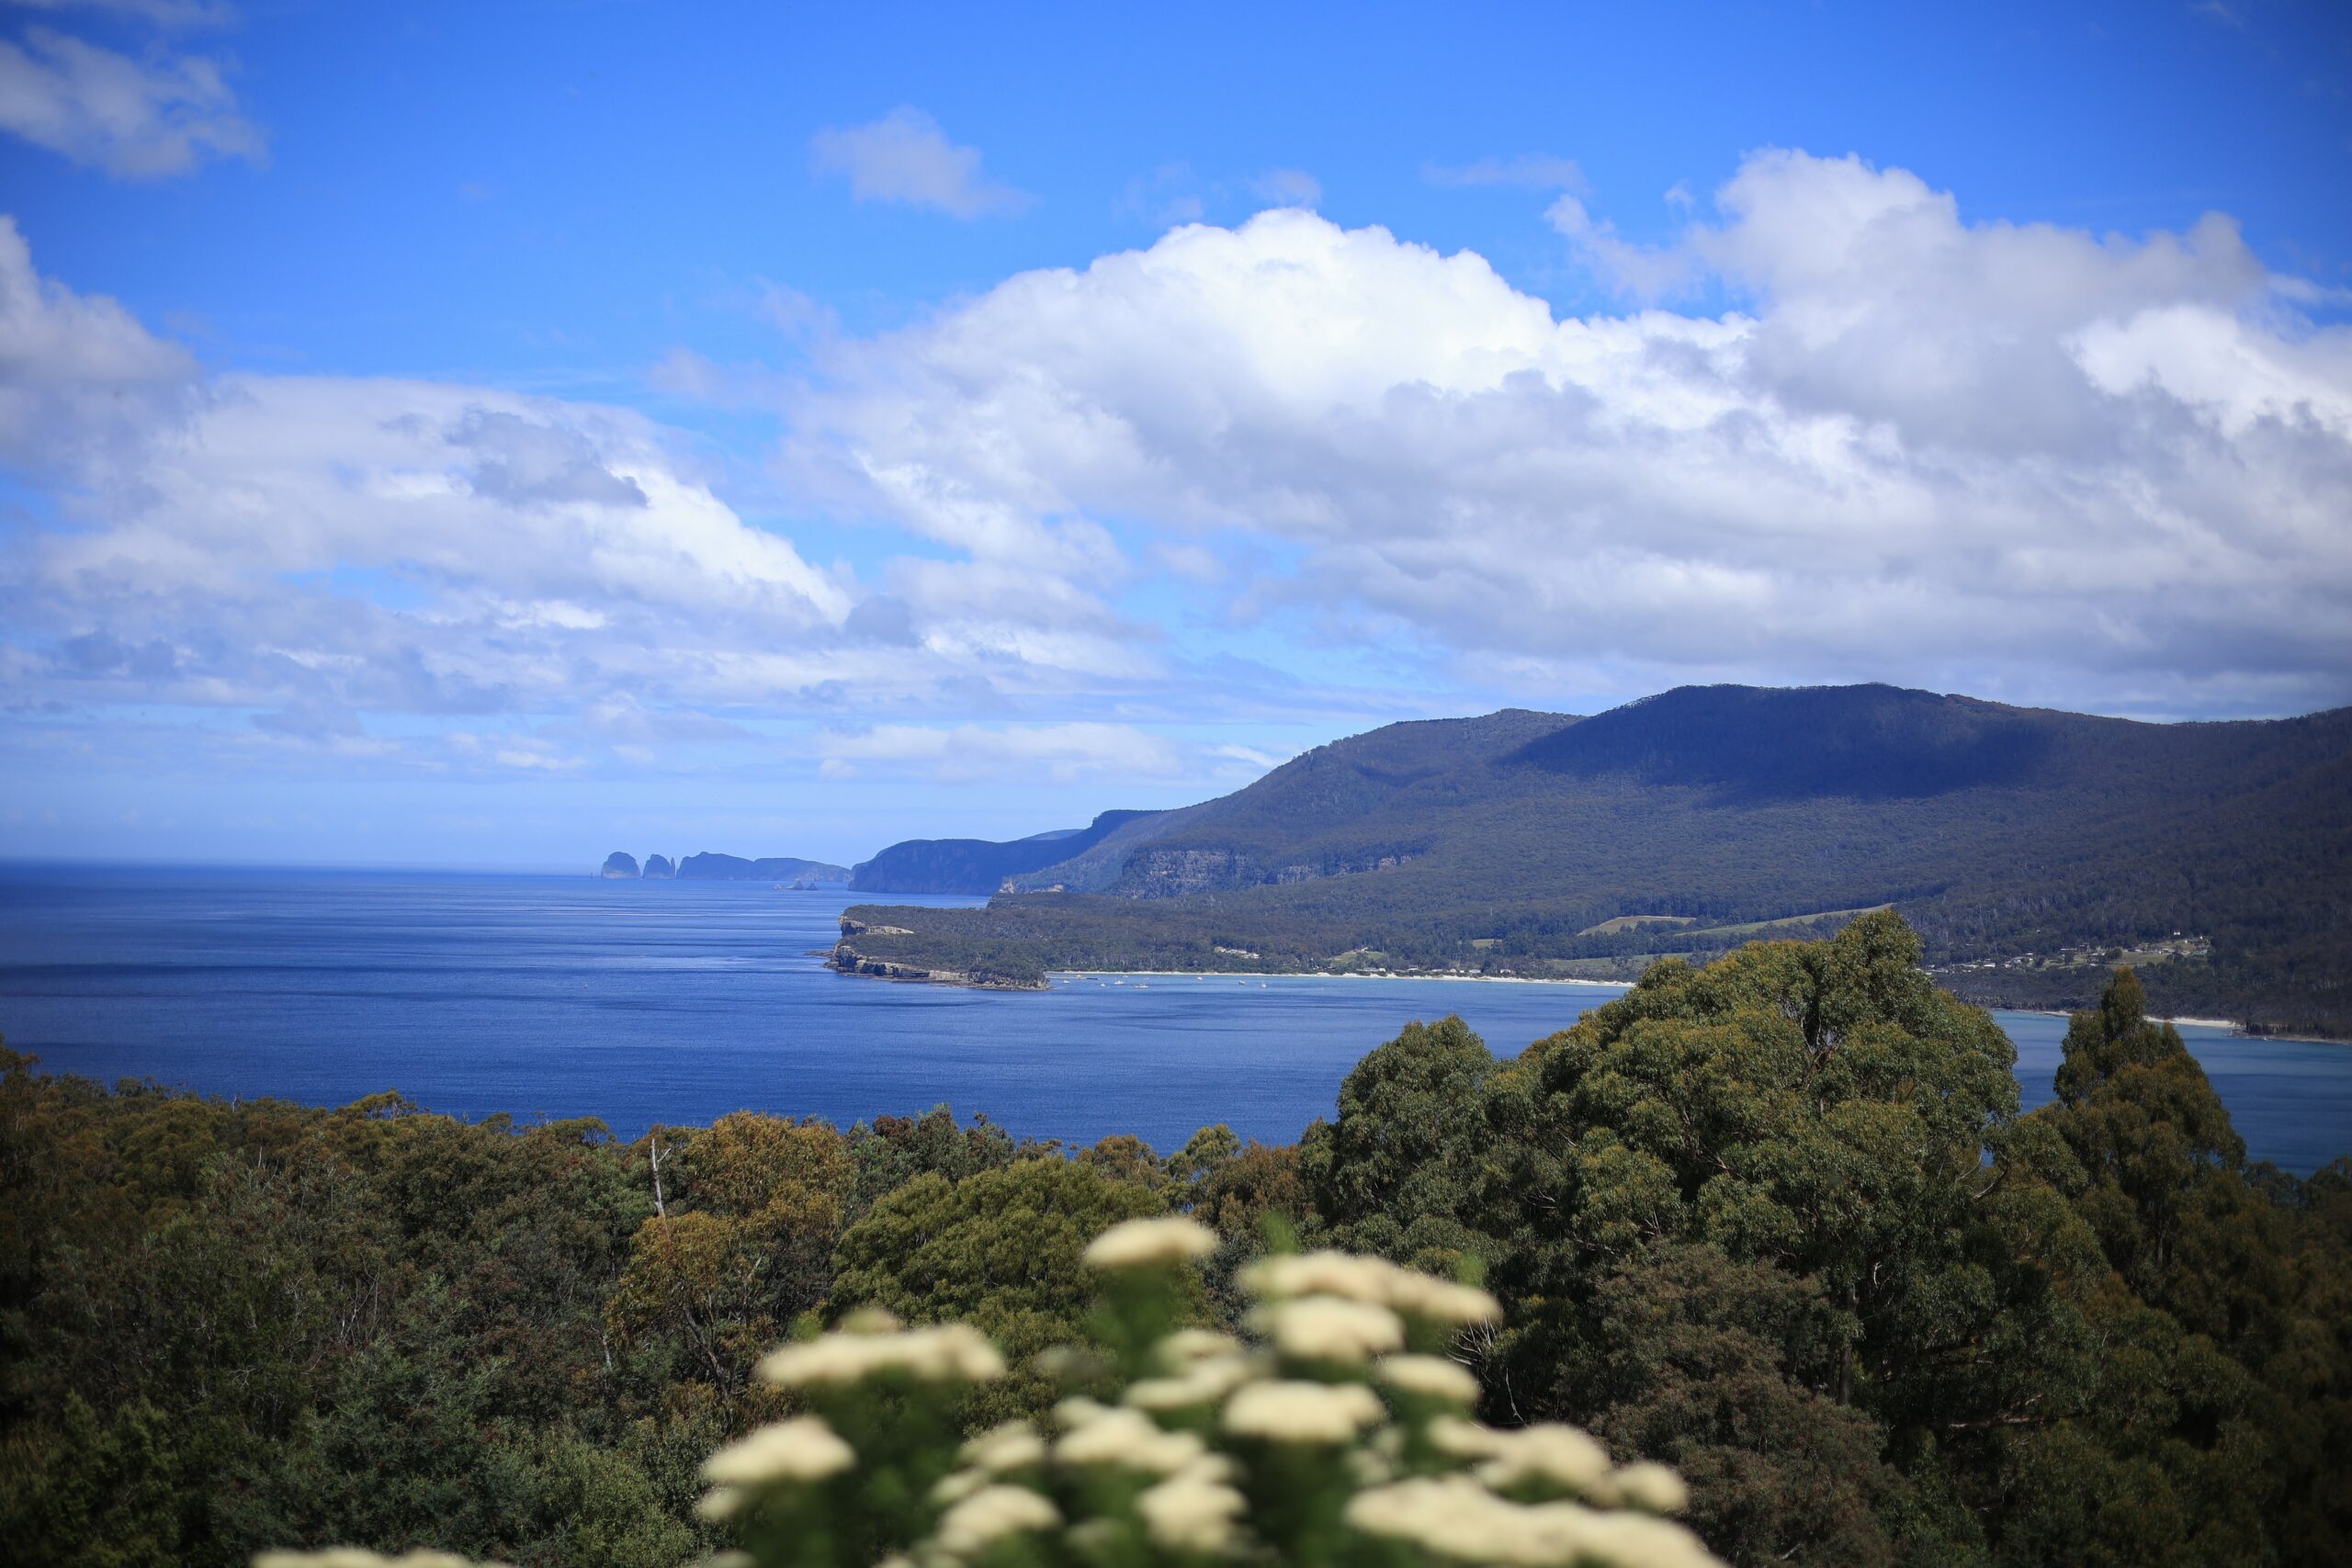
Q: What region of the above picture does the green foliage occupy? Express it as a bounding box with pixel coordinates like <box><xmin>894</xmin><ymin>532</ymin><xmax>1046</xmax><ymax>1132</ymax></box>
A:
<box><xmin>0</xmin><ymin>1040</ymin><xmax>1051</xmax><ymax>1566</ymax></box>
<box><xmin>831</xmin><ymin>1157</ymin><xmax>1176</xmax><ymax>1420</ymax></box>
<box><xmin>1286</xmin><ymin>918</ymin><xmax>2352</xmax><ymax>1565</ymax></box>
<box><xmin>4</xmin><ymin>916</ymin><xmax>2348</xmax><ymax>1566</ymax></box>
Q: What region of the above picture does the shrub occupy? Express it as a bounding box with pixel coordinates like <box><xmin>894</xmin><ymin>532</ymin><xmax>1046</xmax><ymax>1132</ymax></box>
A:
<box><xmin>257</xmin><ymin>1224</ymin><xmax>1717</xmax><ymax>1568</ymax></box>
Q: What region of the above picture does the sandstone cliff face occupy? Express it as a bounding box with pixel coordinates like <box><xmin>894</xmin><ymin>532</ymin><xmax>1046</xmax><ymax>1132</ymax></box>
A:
<box><xmin>838</xmin><ymin>917</ymin><xmax>913</xmax><ymax>938</ymax></box>
<box><xmin>826</xmin><ymin>943</ymin><xmax>1046</xmax><ymax>990</ymax></box>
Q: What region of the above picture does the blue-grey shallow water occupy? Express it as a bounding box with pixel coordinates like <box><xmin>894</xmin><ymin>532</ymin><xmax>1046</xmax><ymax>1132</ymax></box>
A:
<box><xmin>1</xmin><ymin>864</ymin><xmax>2346</xmax><ymax>1172</ymax></box>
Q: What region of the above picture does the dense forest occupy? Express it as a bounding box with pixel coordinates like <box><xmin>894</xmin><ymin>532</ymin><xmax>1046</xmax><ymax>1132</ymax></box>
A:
<box><xmin>6</xmin><ymin>917</ymin><xmax>2350</xmax><ymax>1565</ymax></box>
<box><xmin>836</xmin><ymin>684</ymin><xmax>2352</xmax><ymax>1036</ymax></box>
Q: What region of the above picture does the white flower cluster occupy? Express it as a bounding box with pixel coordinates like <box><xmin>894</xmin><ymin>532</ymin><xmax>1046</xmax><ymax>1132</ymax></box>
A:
<box><xmin>1242</xmin><ymin>1249</ymin><xmax>1503</xmax><ymax>1326</ymax></box>
<box><xmin>1223</xmin><ymin>1378</ymin><xmax>1388</xmax><ymax>1443</ymax></box>
<box><xmin>1376</xmin><ymin>1353</ymin><xmax>1483</xmax><ymax>1405</ymax></box>
<box><xmin>896</xmin><ymin>1240</ymin><xmax>1700</xmax><ymax>1565</ymax></box>
<box><xmin>702</xmin><ymin>1416</ymin><xmax>857</xmax><ymax>1486</ymax></box>
<box><xmin>933</xmin><ymin>1483</ymin><xmax>1062</xmax><ymax>1556</ymax></box>
<box><xmin>1083</xmin><ymin>1213</ymin><xmax>1219</xmax><ymax>1268</ymax></box>
<box><xmin>756</xmin><ymin>1321</ymin><xmax>1006</xmax><ymax>1387</ymax></box>
<box><xmin>1431</xmin><ymin>1416</ymin><xmax>1694</xmax><ymax>1512</ymax></box>
<box><xmin>1054</xmin><ymin>1400</ymin><xmax>1213</xmax><ymax>1473</ymax></box>
<box><xmin>1246</xmin><ymin>1293</ymin><xmax>1406</xmax><ymax>1363</ymax></box>
<box><xmin>255</xmin><ymin>1557</ymin><xmax>503</xmax><ymax>1568</ymax></box>
<box><xmin>1347</xmin><ymin>1475</ymin><xmax>1720</xmax><ymax>1568</ymax></box>
<box><xmin>605</xmin><ymin>1240</ymin><xmax>1718</xmax><ymax>1568</ymax></box>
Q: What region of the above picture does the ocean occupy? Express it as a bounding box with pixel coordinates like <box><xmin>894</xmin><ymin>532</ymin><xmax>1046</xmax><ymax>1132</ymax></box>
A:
<box><xmin>1</xmin><ymin>863</ymin><xmax>2345</xmax><ymax>1172</ymax></box>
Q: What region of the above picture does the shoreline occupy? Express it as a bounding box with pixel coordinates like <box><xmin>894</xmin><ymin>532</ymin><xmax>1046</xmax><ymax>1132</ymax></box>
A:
<box><xmin>831</xmin><ymin>949</ymin><xmax>2349</xmax><ymax>1045</ymax></box>
<box><xmin>1048</xmin><ymin>969</ymin><xmax>1632</xmax><ymax>988</ymax></box>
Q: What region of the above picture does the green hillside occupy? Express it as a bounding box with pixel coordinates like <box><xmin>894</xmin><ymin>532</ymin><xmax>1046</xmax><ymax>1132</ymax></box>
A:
<box><xmin>848</xmin><ymin>809</ymin><xmax>1170</xmax><ymax>895</ymax></box>
<box><xmin>837</xmin><ymin>684</ymin><xmax>2352</xmax><ymax>1035</ymax></box>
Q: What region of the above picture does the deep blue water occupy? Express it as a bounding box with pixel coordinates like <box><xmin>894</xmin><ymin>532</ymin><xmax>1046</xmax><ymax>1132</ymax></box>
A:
<box><xmin>1</xmin><ymin>864</ymin><xmax>2346</xmax><ymax>1172</ymax></box>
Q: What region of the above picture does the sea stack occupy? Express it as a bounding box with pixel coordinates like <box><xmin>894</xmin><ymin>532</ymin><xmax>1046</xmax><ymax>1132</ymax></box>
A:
<box><xmin>644</xmin><ymin>853</ymin><xmax>676</xmax><ymax>879</ymax></box>
<box><xmin>599</xmin><ymin>852</ymin><xmax>640</xmax><ymax>879</ymax></box>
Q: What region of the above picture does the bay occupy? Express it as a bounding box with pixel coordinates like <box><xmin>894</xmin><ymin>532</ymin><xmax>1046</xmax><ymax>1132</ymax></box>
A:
<box><xmin>1</xmin><ymin>863</ymin><xmax>2345</xmax><ymax>1173</ymax></box>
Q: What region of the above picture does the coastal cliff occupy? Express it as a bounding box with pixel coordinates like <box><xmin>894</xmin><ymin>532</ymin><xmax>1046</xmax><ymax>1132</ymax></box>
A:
<box><xmin>827</xmin><ymin>914</ymin><xmax>1046</xmax><ymax>990</ymax></box>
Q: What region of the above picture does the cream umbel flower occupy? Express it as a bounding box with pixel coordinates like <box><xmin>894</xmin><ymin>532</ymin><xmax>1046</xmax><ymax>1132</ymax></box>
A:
<box><xmin>255</xmin><ymin>1556</ymin><xmax>509</xmax><ymax>1568</ymax></box>
<box><xmin>1387</xmin><ymin>1270</ymin><xmax>1504</xmax><ymax>1327</ymax></box>
<box><xmin>932</xmin><ymin>1483</ymin><xmax>1060</xmax><ymax>1556</ymax></box>
<box><xmin>1055</xmin><ymin>1404</ymin><xmax>1209</xmax><ymax>1473</ymax></box>
<box><xmin>1054</xmin><ymin>1394</ymin><xmax>1111</xmax><ymax>1428</ymax></box>
<box><xmin>1248</xmin><ymin>1294</ymin><xmax>1406</xmax><ymax>1363</ymax></box>
<box><xmin>1222</xmin><ymin>1379</ymin><xmax>1385</xmax><ymax>1443</ymax></box>
<box><xmin>1430</xmin><ymin>1415</ymin><xmax>1511</xmax><ymax>1459</ymax></box>
<box><xmin>1136</xmin><ymin>1471</ymin><xmax>1249</xmax><ymax>1552</ymax></box>
<box><xmin>1371</xmin><ymin>1475</ymin><xmax>1713</xmax><ymax>1568</ymax></box>
<box><xmin>1567</xmin><ymin>1507</ymin><xmax>1724</xmax><ymax>1568</ymax></box>
<box><xmin>1475</xmin><ymin>1422</ymin><xmax>1612</xmax><ymax>1497</ymax></box>
<box><xmin>1347</xmin><ymin>1445</ymin><xmax>1398</xmax><ymax>1487</ymax></box>
<box><xmin>960</xmin><ymin>1419</ymin><xmax>1046</xmax><ymax>1473</ymax></box>
<box><xmin>931</xmin><ymin>1468</ymin><xmax>988</xmax><ymax>1506</ymax></box>
<box><xmin>692</xmin><ymin>1485</ymin><xmax>743</xmax><ymax>1522</ymax></box>
<box><xmin>1240</xmin><ymin>1250</ymin><xmax>1396</xmax><ymax>1303</ymax></box>
<box><xmin>699</xmin><ymin>1416</ymin><xmax>856</xmax><ymax>1485</ymax></box>
<box><xmin>1377</xmin><ymin>1351</ymin><xmax>1482</xmax><ymax>1404</ymax></box>
<box><xmin>756</xmin><ymin>1322</ymin><xmax>1004</xmax><ymax>1386</ymax></box>
<box><xmin>1346</xmin><ymin>1474</ymin><xmax>1566</xmax><ymax>1564</ymax></box>
<box><xmin>1347</xmin><ymin>1474</ymin><xmax>1726</xmax><ymax>1568</ymax></box>
<box><xmin>1083</xmin><ymin>1214</ymin><xmax>1218</xmax><ymax>1268</ymax></box>
<box><xmin>1125</xmin><ymin>1352</ymin><xmax>1259</xmax><ymax>1410</ymax></box>
<box><xmin>1611</xmin><ymin>1460</ymin><xmax>1691</xmax><ymax>1515</ymax></box>
<box><xmin>1159</xmin><ymin>1327</ymin><xmax>1241</xmax><ymax>1365</ymax></box>
<box><xmin>1241</xmin><ymin>1249</ymin><xmax>1501</xmax><ymax>1325</ymax></box>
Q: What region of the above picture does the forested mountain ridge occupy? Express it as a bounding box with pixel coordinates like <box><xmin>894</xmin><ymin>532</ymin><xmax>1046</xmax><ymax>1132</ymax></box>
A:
<box><xmin>847</xmin><ymin>809</ymin><xmax>1170</xmax><ymax>895</ymax></box>
<box><xmin>837</xmin><ymin>684</ymin><xmax>2352</xmax><ymax>1035</ymax></box>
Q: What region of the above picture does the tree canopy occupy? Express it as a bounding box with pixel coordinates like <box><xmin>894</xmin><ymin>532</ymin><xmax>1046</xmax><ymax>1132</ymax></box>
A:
<box><xmin>3</xmin><ymin>919</ymin><xmax>2347</xmax><ymax>1565</ymax></box>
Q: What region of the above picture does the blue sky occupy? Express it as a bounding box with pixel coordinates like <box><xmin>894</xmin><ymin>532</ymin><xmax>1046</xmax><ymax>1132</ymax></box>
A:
<box><xmin>2</xmin><ymin>0</ymin><xmax>2348</xmax><ymax>869</ymax></box>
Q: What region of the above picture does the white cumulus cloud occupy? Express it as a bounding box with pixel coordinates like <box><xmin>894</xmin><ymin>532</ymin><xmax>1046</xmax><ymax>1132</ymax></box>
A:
<box><xmin>772</xmin><ymin>150</ymin><xmax>2352</xmax><ymax>716</ymax></box>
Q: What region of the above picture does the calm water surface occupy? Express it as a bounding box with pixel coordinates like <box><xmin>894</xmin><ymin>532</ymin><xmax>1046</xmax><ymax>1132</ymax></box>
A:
<box><xmin>2</xmin><ymin>865</ymin><xmax>2345</xmax><ymax>1171</ymax></box>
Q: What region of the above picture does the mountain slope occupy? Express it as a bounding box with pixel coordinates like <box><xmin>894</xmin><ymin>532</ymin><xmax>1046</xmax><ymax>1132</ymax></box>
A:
<box><xmin>848</xmin><ymin>809</ymin><xmax>1167</xmax><ymax>895</ymax></box>
<box><xmin>837</xmin><ymin>684</ymin><xmax>2352</xmax><ymax>1035</ymax></box>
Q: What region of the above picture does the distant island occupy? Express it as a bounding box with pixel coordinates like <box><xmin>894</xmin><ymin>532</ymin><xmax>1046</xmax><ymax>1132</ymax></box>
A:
<box><xmin>597</xmin><ymin>851</ymin><xmax>851</xmax><ymax>884</ymax></box>
<box><xmin>828</xmin><ymin>682</ymin><xmax>2352</xmax><ymax>1039</ymax></box>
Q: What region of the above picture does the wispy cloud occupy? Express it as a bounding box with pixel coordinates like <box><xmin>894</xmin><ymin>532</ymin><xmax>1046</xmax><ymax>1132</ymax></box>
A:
<box><xmin>0</xmin><ymin>23</ymin><xmax>262</xmax><ymax>177</ymax></box>
<box><xmin>814</xmin><ymin>721</ymin><xmax>1259</xmax><ymax>786</ymax></box>
<box><xmin>1250</xmin><ymin>167</ymin><xmax>1321</xmax><ymax>209</ymax></box>
<box><xmin>1424</xmin><ymin>153</ymin><xmax>1587</xmax><ymax>192</ymax></box>
<box><xmin>808</xmin><ymin>106</ymin><xmax>1032</xmax><ymax>219</ymax></box>
<box><xmin>9</xmin><ymin>1</ymin><xmax>239</xmax><ymax>28</ymax></box>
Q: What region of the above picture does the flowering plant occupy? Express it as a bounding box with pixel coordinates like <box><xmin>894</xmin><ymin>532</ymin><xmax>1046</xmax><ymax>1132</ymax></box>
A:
<box><xmin>262</xmin><ymin>1224</ymin><xmax>1718</xmax><ymax>1568</ymax></box>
